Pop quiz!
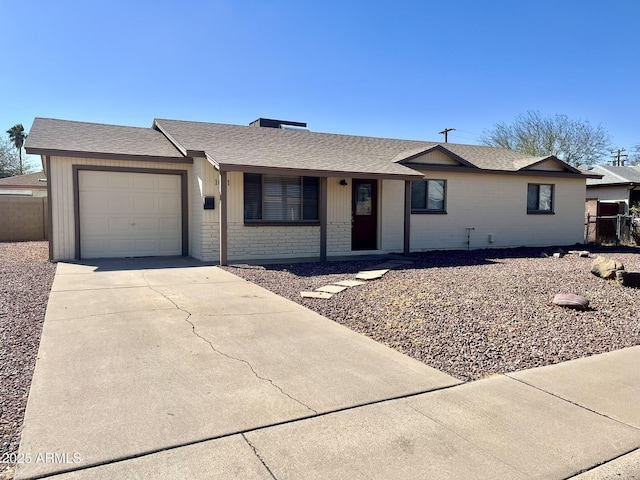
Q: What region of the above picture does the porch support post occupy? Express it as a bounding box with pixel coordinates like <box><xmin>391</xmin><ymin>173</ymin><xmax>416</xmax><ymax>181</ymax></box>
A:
<box><xmin>404</xmin><ymin>180</ymin><xmax>411</xmax><ymax>255</ymax></box>
<box><xmin>320</xmin><ymin>177</ymin><xmax>328</xmax><ymax>261</ymax></box>
<box><xmin>220</xmin><ymin>170</ymin><xmax>228</xmax><ymax>266</ymax></box>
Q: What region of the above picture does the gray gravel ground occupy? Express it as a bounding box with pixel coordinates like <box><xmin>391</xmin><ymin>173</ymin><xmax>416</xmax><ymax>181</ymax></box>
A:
<box><xmin>0</xmin><ymin>242</ymin><xmax>56</xmax><ymax>480</ymax></box>
<box><xmin>223</xmin><ymin>246</ymin><xmax>640</xmax><ymax>382</ymax></box>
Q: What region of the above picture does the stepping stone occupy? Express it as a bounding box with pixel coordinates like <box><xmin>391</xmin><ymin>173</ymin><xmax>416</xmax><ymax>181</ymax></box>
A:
<box><xmin>315</xmin><ymin>285</ymin><xmax>347</xmax><ymax>294</ymax></box>
<box><xmin>301</xmin><ymin>291</ymin><xmax>333</xmax><ymax>299</ymax></box>
<box><xmin>333</xmin><ymin>280</ymin><xmax>366</xmax><ymax>287</ymax></box>
<box><xmin>356</xmin><ymin>269</ymin><xmax>389</xmax><ymax>280</ymax></box>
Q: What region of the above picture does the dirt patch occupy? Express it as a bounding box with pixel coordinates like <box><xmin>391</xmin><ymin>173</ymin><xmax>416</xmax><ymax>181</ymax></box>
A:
<box><xmin>224</xmin><ymin>247</ymin><xmax>640</xmax><ymax>382</ymax></box>
<box><xmin>0</xmin><ymin>242</ymin><xmax>56</xmax><ymax>479</ymax></box>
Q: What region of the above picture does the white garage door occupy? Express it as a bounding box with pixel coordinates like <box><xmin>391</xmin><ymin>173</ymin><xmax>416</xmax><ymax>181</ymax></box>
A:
<box><xmin>79</xmin><ymin>170</ymin><xmax>182</xmax><ymax>258</ymax></box>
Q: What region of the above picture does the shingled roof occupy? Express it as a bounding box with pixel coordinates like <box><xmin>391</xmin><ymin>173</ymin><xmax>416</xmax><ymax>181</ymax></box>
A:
<box><xmin>587</xmin><ymin>165</ymin><xmax>640</xmax><ymax>186</ymax></box>
<box><xmin>153</xmin><ymin>119</ymin><xmax>424</xmax><ymax>178</ymax></box>
<box><xmin>25</xmin><ymin>118</ymin><xmax>184</xmax><ymax>160</ymax></box>
<box><xmin>0</xmin><ymin>171</ymin><xmax>47</xmax><ymax>187</ymax></box>
<box><xmin>25</xmin><ymin>117</ymin><xmax>595</xmax><ymax>179</ymax></box>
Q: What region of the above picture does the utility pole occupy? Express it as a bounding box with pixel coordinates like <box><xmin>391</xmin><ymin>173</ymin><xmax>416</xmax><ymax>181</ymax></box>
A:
<box><xmin>610</xmin><ymin>148</ymin><xmax>628</xmax><ymax>166</ymax></box>
<box><xmin>438</xmin><ymin>128</ymin><xmax>455</xmax><ymax>143</ymax></box>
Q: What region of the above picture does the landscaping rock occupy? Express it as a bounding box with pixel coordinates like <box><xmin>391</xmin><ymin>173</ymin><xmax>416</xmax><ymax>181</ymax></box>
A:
<box><xmin>615</xmin><ymin>270</ymin><xmax>640</xmax><ymax>288</ymax></box>
<box><xmin>552</xmin><ymin>293</ymin><xmax>590</xmax><ymax>310</ymax></box>
<box><xmin>591</xmin><ymin>256</ymin><xmax>625</xmax><ymax>279</ymax></box>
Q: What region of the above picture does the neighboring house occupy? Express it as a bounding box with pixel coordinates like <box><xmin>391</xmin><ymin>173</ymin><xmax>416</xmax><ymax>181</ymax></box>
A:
<box><xmin>0</xmin><ymin>171</ymin><xmax>49</xmax><ymax>241</ymax></box>
<box><xmin>24</xmin><ymin>117</ymin><xmax>598</xmax><ymax>263</ymax></box>
<box><xmin>583</xmin><ymin>164</ymin><xmax>640</xmax><ymax>244</ymax></box>
<box><xmin>585</xmin><ymin>164</ymin><xmax>640</xmax><ymax>211</ymax></box>
<box><xmin>0</xmin><ymin>171</ymin><xmax>47</xmax><ymax>197</ymax></box>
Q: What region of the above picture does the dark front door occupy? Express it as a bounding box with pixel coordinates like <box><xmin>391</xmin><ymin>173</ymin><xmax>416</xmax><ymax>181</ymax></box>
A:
<box><xmin>352</xmin><ymin>179</ymin><xmax>378</xmax><ymax>250</ymax></box>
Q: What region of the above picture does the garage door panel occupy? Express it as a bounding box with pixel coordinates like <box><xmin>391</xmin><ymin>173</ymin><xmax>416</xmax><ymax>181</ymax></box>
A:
<box><xmin>133</xmin><ymin>218</ymin><xmax>156</xmax><ymax>232</ymax></box>
<box><xmin>80</xmin><ymin>192</ymin><xmax>112</xmax><ymax>213</ymax></box>
<box><xmin>133</xmin><ymin>175</ymin><xmax>156</xmax><ymax>189</ymax></box>
<box><xmin>79</xmin><ymin>171</ymin><xmax>182</xmax><ymax>259</ymax></box>
<box><xmin>133</xmin><ymin>195</ymin><xmax>157</xmax><ymax>213</ymax></box>
<box><xmin>158</xmin><ymin>195</ymin><xmax>180</xmax><ymax>212</ymax></box>
<box><xmin>158</xmin><ymin>175</ymin><xmax>180</xmax><ymax>190</ymax></box>
<box><xmin>109</xmin><ymin>194</ymin><xmax>134</xmax><ymax>212</ymax></box>
<box><xmin>158</xmin><ymin>217</ymin><xmax>180</xmax><ymax>231</ymax></box>
<box><xmin>107</xmin><ymin>175</ymin><xmax>134</xmax><ymax>189</ymax></box>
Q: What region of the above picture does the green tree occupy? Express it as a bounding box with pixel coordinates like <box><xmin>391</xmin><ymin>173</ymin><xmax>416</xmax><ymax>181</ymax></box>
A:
<box><xmin>6</xmin><ymin>123</ymin><xmax>27</xmax><ymax>174</ymax></box>
<box><xmin>480</xmin><ymin>111</ymin><xmax>612</xmax><ymax>167</ymax></box>
<box><xmin>0</xmin><ymin>137</ymin><xmax>21</xmax><ymax>178</ymax></box>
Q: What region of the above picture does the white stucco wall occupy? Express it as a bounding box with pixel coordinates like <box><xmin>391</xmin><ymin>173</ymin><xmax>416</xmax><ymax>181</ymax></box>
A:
<box><xmin>410</xmin><ymin>170</ymin><xmax>587</xmax><ymax>251</ymax></box>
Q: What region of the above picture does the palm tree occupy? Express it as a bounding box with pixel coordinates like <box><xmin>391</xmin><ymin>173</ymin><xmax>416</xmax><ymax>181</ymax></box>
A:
<box><xmin>6</xmin><ymin>123</ymin><xmax>27</xmax><ymax>175</ymax></box>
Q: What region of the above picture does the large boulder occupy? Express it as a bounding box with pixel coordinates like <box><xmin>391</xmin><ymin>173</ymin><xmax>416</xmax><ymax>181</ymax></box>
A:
<box><xmin>591</xmin><ymin>256</ymin><xmax>625</xmax><ymax>279</ymax></box>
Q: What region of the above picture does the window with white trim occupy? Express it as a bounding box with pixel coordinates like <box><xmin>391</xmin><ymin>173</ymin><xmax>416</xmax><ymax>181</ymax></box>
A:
<box><xmin>411</xmin><ymin>179</ymin><xmax>446</xmax><ymax>213</ymax></box>
<box><xmin>244</xmin><ymin>173</ymin><xmax>319</xmax><ymax>223</ymax></box>
<box><xmin>527</xmin><ymin>183</ymin><xmax>554</xmax><ymax>214</ymax></box>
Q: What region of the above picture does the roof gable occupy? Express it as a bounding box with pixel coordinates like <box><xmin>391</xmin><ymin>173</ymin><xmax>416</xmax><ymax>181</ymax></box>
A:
<box><xmin>515</xmin><ymin>156</ymin><xmax>582</xmax><ymax>173</ymax></box>
<box><xmin>394</xmin><ymin>145</ymin><xmax>476</xmax><ymax>167</ymax></box>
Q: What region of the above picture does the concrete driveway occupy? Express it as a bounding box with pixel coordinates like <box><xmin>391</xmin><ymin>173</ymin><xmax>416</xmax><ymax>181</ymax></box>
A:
<box><xmin>16</xmin><ymin>257</ymin><xmax>640</xmax><ymax>479</ymax></box>
<box><xmin>16</xmin><ymin>257</ymin><xmax>460</xmax><ymax>479</ymax></box>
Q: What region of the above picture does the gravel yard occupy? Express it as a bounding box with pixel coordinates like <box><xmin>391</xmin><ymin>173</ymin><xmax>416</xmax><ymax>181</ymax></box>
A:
<box><xmin>0</xmin><ymin>242</ymin><xmax>56</xmax><ymax>480</ymax></box>
<box><xmin>223</xmin><ymin>246</ymin><xmax>640</xmax><ymax>382</ymax></box>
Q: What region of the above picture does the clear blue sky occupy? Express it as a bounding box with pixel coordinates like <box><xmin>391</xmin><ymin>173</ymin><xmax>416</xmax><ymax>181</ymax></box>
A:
<box><xmin>2</xmin><ymin>0</ymin><xmax>638</xmax><ymax>169</ymax></box>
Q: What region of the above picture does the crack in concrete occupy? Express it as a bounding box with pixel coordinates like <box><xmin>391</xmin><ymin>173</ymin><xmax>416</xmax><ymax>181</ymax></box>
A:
<box><xmin>142</xmin><ymin>276</ymin><xmax>317</xmax><ymax>415</ymax></box>
<box><xmin>505</xmin><ymin>374</ymin><xmax>640</xmax><ymax>431</ymax></box>
<box><xmin>242</xmin><ymin>433</ymin><xmax>278</xmax><ymax>480</ymax></box>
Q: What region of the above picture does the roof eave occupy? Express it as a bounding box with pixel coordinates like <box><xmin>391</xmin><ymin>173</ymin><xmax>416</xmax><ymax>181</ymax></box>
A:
<box><xmin>25</xmin><ymin>147</ymin><xmax>192</xmax><ymax>164</ymax></box>
<box><xmin>405</xmin><ymin>162</ymin><xmax>601</xmax><ymax>178</ymax></box>
<box><xmin>217</xmin><ymin>162</ymin><xmax>422</xmax><ymax>181</ymax></box>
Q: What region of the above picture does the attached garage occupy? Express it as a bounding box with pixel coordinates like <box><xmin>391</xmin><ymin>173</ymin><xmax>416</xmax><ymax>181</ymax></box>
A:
<box><xmin>76</xmin><ymin>168</ymin><xmax>188</xmax><ymax>259</ymax></box>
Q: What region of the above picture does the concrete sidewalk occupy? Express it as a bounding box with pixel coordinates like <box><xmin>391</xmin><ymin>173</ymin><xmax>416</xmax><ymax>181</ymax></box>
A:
<box><xmin>17</xmin><ymin>258</ymin><xmax>640</xmax><ymax>479</ymax></box>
